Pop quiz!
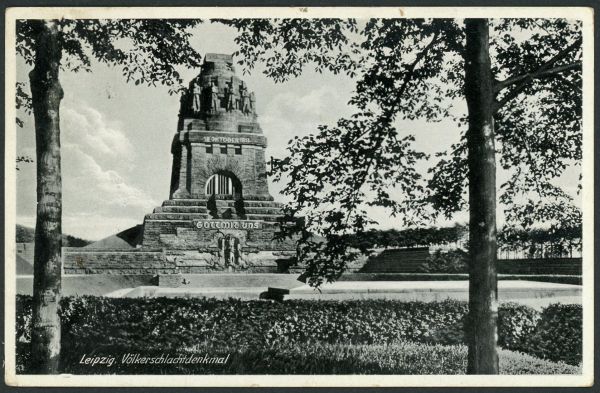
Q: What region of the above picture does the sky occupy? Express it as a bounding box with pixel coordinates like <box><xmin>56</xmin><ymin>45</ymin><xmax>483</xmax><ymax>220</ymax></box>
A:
<box><xmin>14</xmin><ymin>22</ymin><xmax>581</xmax><ymax>241</ymax></box>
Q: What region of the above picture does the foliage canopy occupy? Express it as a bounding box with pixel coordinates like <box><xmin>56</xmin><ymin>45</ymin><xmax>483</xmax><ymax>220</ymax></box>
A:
<box><xmin>222</xmin><ymin>18</ymin><xmax>582</xmax><ymax>285</ymax></box>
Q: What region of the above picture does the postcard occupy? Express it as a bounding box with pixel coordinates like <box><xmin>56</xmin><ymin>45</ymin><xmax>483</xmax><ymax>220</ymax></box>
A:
<box><xmin>4</xmin><ymin>6</ymin><xmax>594</xmax><ymax>387</ymax></box>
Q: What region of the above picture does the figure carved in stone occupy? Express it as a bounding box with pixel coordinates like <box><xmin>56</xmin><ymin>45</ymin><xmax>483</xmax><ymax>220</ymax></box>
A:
<box><xmin>192</xmin><ymin>79</ymin><xmax>202</xmax><ymax>114</ymax></box>
<box><xmin>240</xmin><ymin>83</ymin><xmax>251</xmax><ymax>114</ymax></box>
<box><xmin>229</xmin><ymin>236</ymin><xmax>239</xmax><ymax>265</ymax></box>
<box><xmin>218</xmin><ymin>235</ymin><xmax>228</xmax><ymax>266</ymax></box>
<box><xmin>210</xmin><ymin>79</ymin><xmax>220</xmax><ymax>113</ymax></box>
<box><xmin>225</xmin><ymin>77</ymin><xmax>236</xmax><ymax>112</ymax></box>
<box><xmin>236</xmin><ymin>241</ymin><xmax>246</xmax><ymax>267</ymax></box>
<box><xmin>249</xmin><ymin>92</ymin><xmax>256</xmax><ymax>114</ymax></box>
<box><xmin>218</xmin><ymin>234</ymin><xmax>240</xmax><ymax>267</ymax></box>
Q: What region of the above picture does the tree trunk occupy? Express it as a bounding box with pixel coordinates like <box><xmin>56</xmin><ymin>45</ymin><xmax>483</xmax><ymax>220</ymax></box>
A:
<box><xmin>29</xmin><ymin>20</ymin><xmax>63</xmax><ymax>374</ymax></box>
<box><xmin>463</xmin><ymin>19</ymin><xmax>499</xmax><ymax>374</ymax></box>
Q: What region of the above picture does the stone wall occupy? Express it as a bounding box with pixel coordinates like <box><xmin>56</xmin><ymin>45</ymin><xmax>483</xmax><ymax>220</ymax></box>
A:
<box><xmin>64</xmin><ymin>245</ymin><xmax>583</xmax><ymax>276</ymax></box>
<box><xmin>63</xmin><ymin>248</ymin><xmax>171</xmax><ymax>274</ymax></box>
<box><xmin>142</xmin><ymin>213</ymin><xmax>293</xmax><ymax>248</ymax></box>
<box><xmin>359</xmin><ymin>248</ymin><xmax>430</xmax><ymax>273</ymax></box>
<box><xmin>356</xmin><ymin>248</ymin><xmax>582</xmax><ymax>275</ymax></box>
<box><xmin>63</xmin><ymin>247</ymin><xmax>296</xmax><ymax>275</ymax></box>
<box><xmin>497</xmin><ymin>258</ymin><xmax>582</xmax><ymax>275</ymax></box>
<box><xmin>142</xmin><ymin>219</ymin><xmax>191</xmax><ymax>248</ymax></box>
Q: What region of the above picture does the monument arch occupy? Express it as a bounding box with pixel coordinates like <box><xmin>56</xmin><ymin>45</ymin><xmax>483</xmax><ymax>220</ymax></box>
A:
<box><xmin>205</xmin><ymin>170</ymin><xmax>246</xmax><ymax>219</ymax></box>
<box><xmin>205</xmin><ymin>170</ymin><xmax>243</xmax><ymax>199</ymax></box>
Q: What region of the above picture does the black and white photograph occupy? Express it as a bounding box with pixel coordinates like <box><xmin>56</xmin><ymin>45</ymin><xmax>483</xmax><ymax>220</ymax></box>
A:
<box><xmin>4</xmin><ymin>6</ymin><xmax>594</xmax><ymax>387</ymax></box>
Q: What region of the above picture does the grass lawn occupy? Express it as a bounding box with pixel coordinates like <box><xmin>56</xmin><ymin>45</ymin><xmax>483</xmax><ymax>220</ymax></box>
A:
<box><xmin>47</xmin><ymin>341</ymin><xmax>580</xmax><ymax>375</ymax></box>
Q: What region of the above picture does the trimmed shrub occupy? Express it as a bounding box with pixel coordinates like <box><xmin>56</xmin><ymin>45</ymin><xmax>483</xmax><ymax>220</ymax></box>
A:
<box><xmin>424</xmin><ymin>303</ymin><xmax>542</xmax><ymax>349</ymax></box>
<box><xmin>526</xmin><ymin>303</ymin><xmax>582</xmax><ymax>365</ymax></box>
<box><xmin>498</xmin><ymin>349</ymin><xmax>579</xmax><ymax>375</ymax></box>
<box><xmin>498</xmin><ymin>302</ymin><xmax>540</xmax><ymax>352</ymax></box>
<box><xmin>17</xmin><ymin>296</ymin><xmax>471</xmax><ymax>350</ymax></box>
<box><xmin>420</xmin><ymin>249</ymin><xmax>468</xmax><ymax>273</ymax></box>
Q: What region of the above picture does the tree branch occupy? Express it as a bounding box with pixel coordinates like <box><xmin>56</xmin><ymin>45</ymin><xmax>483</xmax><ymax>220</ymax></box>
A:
<box><xmin>531</xmin><ymin>62</ymin><xmax>581</xmax><ymax>78</ymax></box>
<box><xmin>496</xmin><ymin>62</ymin><xmax>581</xmax><ymax>91</ymax></box>
<box><xmin>347</xmin><ymin>31</ymin><xmax>440</xmax><ymax>151</ymax></box>
<box><xmin>493</xmin><ymin>62</ymin><xmax>581</xmax><ymax>112</ymax></box>
<box><xmin>494</xmin><ymin>36</ymin><xmax>582</xmax><ymax>93</ymax></box>
<box><xmin>493</xmin><ymin>83</ymin><xmax>528</xmax><ymax>113</ymax></box>
<box><xmin>493</xmin><ymin>36</ymin><xmax>582</xmax><ymax>113</ymax></box>
<box><xmin>394</xmin><ymin>31</ymin><xmax>440</xmax><ymax>104</ymax></box>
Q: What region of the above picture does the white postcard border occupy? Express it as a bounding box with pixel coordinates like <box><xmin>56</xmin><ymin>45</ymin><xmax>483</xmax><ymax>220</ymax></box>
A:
<box><xmin>4</xmin><ymin>6</ymin><xmax>595</xmax><ymax>387</ymax></box>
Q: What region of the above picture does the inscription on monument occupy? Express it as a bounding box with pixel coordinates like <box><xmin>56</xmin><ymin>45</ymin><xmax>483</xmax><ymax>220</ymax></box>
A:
<box><xmin>194</xmin><ymin>220</ymin><xmax>262</xmax><ymax>230</ymax></box>
<box><xmin>202</xmin><ymin>136</ymin><xmax>251</xmax><ymax>144</ymax></box>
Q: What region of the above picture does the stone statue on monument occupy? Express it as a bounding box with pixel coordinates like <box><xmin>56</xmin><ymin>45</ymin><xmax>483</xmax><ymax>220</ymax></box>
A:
<box><xmin>240</xmin><ymin>82</ymin><xmax>250</xmax><ymax>114</ymax></box>
<box><xmin>236</xmin><ymin>241</ymin><xmax>245</xmax><ymax>267</ymax></box>
<box><xmin>210</xmin><ymin>79</ymin><xmax>220</xmax><ymax>113</ymax></box>
<box><xmin>249</xmin><ymin>92</ymin><xmax>256</xmax><ymax>114</ymax></box>
<box><xmin>219</xmin><ymin>235</ymin><xmax>228</xmax><ymax>267</ymax></box>
<box><xmin>225</xmin><ymin>77</ymin><xmax>236</xmax><ymax>112</ymax></box>
<box><xmin>192</xmin><ymin>79</ymin><xmax>202</xmax><ymax>114</ymax></box>
<box><xmin>229</xmin><ymin>236</ymin><xmax>238</xmax><ymax>265</ymax></box>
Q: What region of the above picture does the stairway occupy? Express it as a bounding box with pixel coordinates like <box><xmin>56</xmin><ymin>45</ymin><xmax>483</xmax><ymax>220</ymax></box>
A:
<box><xmin>149</xmin><ymin>199</ymin><xmax>285</xmax><ymax>221</ymax></box>
<box><xmin>141</xmin><ymin>198</ymin><xmax>289</xmax><ymax>249</ymax></box>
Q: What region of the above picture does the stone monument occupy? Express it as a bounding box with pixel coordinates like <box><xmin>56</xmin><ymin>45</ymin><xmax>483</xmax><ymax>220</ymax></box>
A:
<box><xmin>63</xmin><ymin>54</ymin><xmax>298</xmax><ymax>275</ymax></box>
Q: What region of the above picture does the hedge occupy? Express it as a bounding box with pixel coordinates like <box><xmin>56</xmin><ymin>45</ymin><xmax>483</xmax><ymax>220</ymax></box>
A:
<box><xmin>528</xmin><ymin>304</ymin><xmax>582</xmax><ymax>365</ymax></box>
<box><xmin>15</xmin><ymin>296</ymin><xmax>582</xmax><ymax>372</ymax></box>
<box><xmin>497</xmin><ymin>302</ymin><xmax>540</xmax><ymax>352</ymax></box>
<box><xmin>420</xmin><ymin>249</ymin><xmax>468</xmax><ymax>273</ymax></box>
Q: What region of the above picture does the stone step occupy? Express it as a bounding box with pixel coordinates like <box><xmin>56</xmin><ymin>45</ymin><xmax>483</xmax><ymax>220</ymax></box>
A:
<box><xmin>183</xmin><ymin>193</ymin><xmax>275</xmax><ymax>202</ymax></box>
<box><xmin>161</xmin><ymin>199</ymin><xmax>284</xmax><ymax>208</ymax></box>
<box><xmin>161</xmin><ymin>206</ymin><xmax>281</xmax><ymax>215</ymax></box>
<box><xmin>147</xmin><ymin>212</ymin><xmax>283</xmax><ymax>222</ymax></box>
<box><xmin>156</xmin><ymin>206</ymin><xmax>209</xmax><ymax>213</ymax></box>
<box><xmin>243</xmin><ymin>207</ymin><xmax>283</xmax><ymax>215</ymax></box>
<box><xmin>241</xmin><ymin>201</ymin><xmax>285</xmax><ymax>208</ymax></box>
<box><xmin>146</xmin><ymin>212</ymin><xmax>211</xmax><ymax>220</ymax></box>
<box><xmin>163</xmin><ymin>199</ymin><xmax>208</xmax><ymax>207</ymax></box>
<box><xmin>245</xmin><ymin>214</ymin><xmax>283</xmax><ymax>222</ymax></box>
<box><xmin>216</xmin><ymin>200</ymin><xmax>284</xmax><ymax>208</ymax></box>
<box><xmin>244</xmin><ymin>201</ymin><xmax>283</xmax><ymax>209</ymax></box>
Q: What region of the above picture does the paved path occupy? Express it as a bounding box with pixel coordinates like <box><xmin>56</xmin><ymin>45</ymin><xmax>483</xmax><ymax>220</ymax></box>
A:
<box><xmin>121</xmin><ymin>286</ymin><xmax>266</xmax><ymax>300</ymax></box>
<box><xmin>286</xmin><ymin>280</ymin><xmax>581</xmax><ymax>309</ymax></box>
<box><xmin>18</xmin><ymin>276</ymin><xmax>582</xmax><ymax>310</ymax></box>
<box><xmin>289</xmin><ymin>280</ymin><xmax>580</xmax><ymax>293</ymax></box>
